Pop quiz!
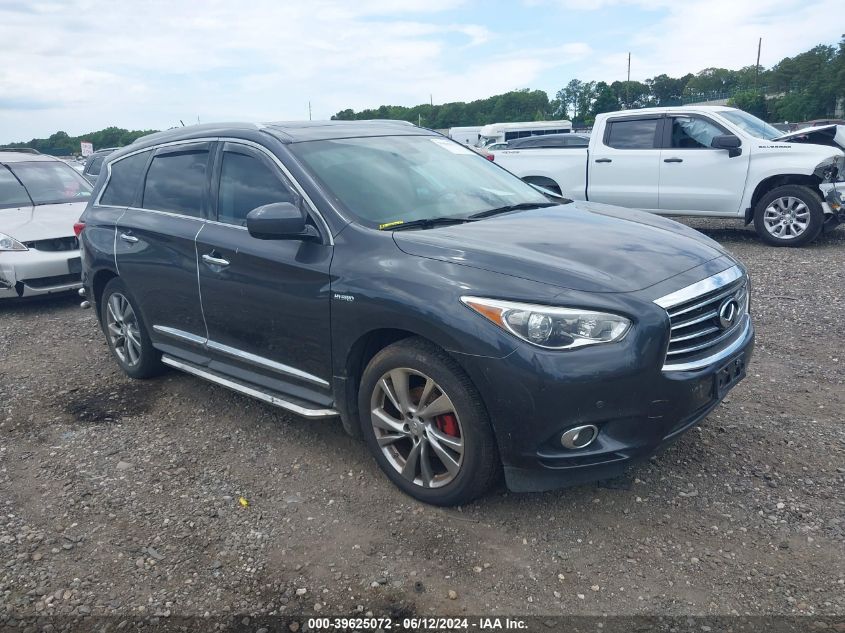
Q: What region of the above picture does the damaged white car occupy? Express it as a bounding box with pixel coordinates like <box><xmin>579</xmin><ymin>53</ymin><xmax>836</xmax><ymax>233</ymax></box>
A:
<box><xmin>1</xmin><ymin>150</ymin><xmax>92</xmax><ymax>299</ymax></box>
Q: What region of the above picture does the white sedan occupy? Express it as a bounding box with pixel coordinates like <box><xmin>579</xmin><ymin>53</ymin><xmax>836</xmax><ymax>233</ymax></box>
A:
<box><xmin>0</xmin><ymin>150</ymin><xmax>93</xmax><ymax>299</ymax></box>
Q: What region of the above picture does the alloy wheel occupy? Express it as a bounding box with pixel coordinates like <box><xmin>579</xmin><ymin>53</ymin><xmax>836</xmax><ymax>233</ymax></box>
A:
<box><xmin>105</xmin><ymin>292</ymin><xmax>142</xmax><ymax>367</ymax></box>
<box><xmin>370</xmin><ymin>368</ymin><xmax>464</xmax><ymax>489</ymax></box>
<box><xmin>763</xmin><ymin>196</ymin><xmax>810</xmax><ymax>240</ymax></box>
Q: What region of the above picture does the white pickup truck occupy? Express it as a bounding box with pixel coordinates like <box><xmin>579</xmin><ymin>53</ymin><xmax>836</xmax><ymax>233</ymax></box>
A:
<box><xmin>493</xmin><ymin>106</ymin><xmax>845</xmax><ymax>246</ymax></box>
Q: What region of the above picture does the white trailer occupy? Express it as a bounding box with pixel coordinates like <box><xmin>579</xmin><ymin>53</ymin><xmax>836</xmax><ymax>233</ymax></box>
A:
<box><xmin>477</xmin><ymin>120</ymin><xmax>573</xmax><ymax>147</ymax></box>
<box><xmin>448</xmin><ymin>126</ymin><xmax>482</xmax><ymax>146</ymax></box>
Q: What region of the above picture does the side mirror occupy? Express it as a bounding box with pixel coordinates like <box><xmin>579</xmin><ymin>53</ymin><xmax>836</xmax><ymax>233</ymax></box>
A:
<box><xmin>246</xmin><ymin>202</ymin><xmax>320</xmax><ymax>241</ymax></box>
<box><xmin>711</xmin><ymin>134</ymin><xmax>742</xmax><ymax>158</ymax></box>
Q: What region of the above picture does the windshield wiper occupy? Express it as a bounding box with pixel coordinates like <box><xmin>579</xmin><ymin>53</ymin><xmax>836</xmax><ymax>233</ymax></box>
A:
<box><xmin>467</xmin><ymin>202</ymin><xmax>557</xmax><ymax>220</ymax></box>
<box><xmin>387</xmin><ymin>217</ymin><xmax>471</xmax><ymax>231</ymax></box>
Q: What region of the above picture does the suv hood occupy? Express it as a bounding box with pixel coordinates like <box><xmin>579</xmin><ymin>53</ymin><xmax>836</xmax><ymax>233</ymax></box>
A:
<box><xmin>773</xmin><ymin>124</ymin><xmax>845</xmax><ymax>151</ymax></box>
<box><xmin>392</xmin><ymin>202</ymin><xmax>726</xmax><ymax>293</ymax></box>
<box><xmin>0</xmin><ymin>202</ymin><xmax>86</xmax><ymax>242</ymax></box>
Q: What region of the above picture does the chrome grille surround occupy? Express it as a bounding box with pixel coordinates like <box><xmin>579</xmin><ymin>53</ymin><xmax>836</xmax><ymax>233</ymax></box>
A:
<box><xmin>655</xmin><ymin>266</ymin><xmax>750</xmax><ymax>371</ymax></box>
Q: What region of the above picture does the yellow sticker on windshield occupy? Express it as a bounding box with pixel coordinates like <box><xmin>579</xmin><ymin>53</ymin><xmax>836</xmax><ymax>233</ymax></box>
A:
<box><xmin>379</xmin><ymin>221</ymin><xmax>405</xmax><ymax>230</ymax></box>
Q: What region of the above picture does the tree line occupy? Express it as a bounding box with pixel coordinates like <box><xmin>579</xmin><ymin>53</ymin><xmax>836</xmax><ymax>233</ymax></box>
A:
<box><xmin>4</xmin><ymin>126</ymin><xmax>157</xmax><ymax>156</ymax></box>
<box><xmin>334</xmin><ymin>37</ymin><xmax>845</xmax><ymax>127</ymax></box>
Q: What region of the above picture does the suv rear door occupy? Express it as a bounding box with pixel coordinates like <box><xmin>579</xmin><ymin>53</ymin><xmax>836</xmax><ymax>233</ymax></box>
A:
<box><xmin>114</xmin><ymin>142</ymin><xmax>212</xmax><ymax>355</ymax></box>
<box><xmin>195</xmin><ymin>141</ymin><xmax>333</xmax><ymax>404</ymax></box>
<box><xmin>588</xmin><ymin>115</ymin><xmax>662</xmax><ymax>209</ymax></box>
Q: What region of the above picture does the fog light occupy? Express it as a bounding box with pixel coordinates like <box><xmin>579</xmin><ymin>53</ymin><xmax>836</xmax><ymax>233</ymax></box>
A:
<box><xmin>560</xmin><ymin>424</ymin><xmax>598</xmax><ymax>449</ymax></box>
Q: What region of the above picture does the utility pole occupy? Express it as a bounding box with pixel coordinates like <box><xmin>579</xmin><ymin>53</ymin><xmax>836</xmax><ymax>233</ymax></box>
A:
<box><xmin>754</xmin><ymin>38</ymin><xmax>762</xmax><ymax>92</ymax></box>
<box><xmin>308</xmin><ymin>101</ymin><xmax>312</xmax><ymax>121</ymax></box>
<box><xmin>626</xmin><ymin>52</ymin><xmax>631</xmax><ymax>108</ymax></box>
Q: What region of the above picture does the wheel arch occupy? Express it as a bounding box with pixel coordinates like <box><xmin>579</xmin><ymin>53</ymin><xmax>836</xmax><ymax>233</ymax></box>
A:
<box><xmin>521</xmin><ymin>175</ymin><xmax>562</xmax><ymax>196</ymax></box>
<box><xmin>335</xmin><ymin>328</ymin><xmax>436</xmax><ymax>437</ymax></box>
<box><xmin>92</xmin><ymin>268</ymin><xmax>119</xmax><ymax>324</ymax></box>
<box><xmin>744</xmin><ymin>174</ymin><xmax>822</xmax><ymax>224</ymax></box>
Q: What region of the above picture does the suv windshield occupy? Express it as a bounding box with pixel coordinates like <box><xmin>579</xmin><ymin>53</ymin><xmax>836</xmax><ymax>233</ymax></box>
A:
<box><xmin>290</xmin><ymin>135</ymin><xmax>551</xmax><ymax>227</ymax></box>
<box><xmin>721</xmin><ymin>110</ymin><xmax>782</xmax><ymax>141</ymax></box>
<box><xmin>7</xmin><ymin>160</ymin><xmax>93</xmax><ymax>205</ymax></box>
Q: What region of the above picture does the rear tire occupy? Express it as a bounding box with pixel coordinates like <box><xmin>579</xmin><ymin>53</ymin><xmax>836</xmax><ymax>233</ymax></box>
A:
<box><xmin>358</xmin><ymin>338</ymin><xmax>500</xmax><ymax>506</ymax></box>
<box><xmin>753</xmin><ymin>185</ymin><xmax>824</xmax><ymax>247</ymax></box>
<box><xmin>100</xmin><ymin>277</ymin><xmax>164</xmax><ymax>379</ymax></box>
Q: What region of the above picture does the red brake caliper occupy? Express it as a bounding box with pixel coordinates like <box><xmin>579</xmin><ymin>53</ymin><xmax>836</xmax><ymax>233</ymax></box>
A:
<box><xmin>435</xmin><ymin>413</ymin><xmax>460</xmax><ymax>437</ymax></box>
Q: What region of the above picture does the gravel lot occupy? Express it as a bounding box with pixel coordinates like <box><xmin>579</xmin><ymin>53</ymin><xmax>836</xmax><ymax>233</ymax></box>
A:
<box><xmin>1</xmin><ymin>219</ymin><xmax>844</xmax><ymax>626</ymax></box>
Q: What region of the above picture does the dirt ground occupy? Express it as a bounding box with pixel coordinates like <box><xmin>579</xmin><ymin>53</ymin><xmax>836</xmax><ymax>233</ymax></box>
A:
<box><xmin>1</xmin><ymin>218</ymin><xmax>844</xmax><ymax>626</ymax></box>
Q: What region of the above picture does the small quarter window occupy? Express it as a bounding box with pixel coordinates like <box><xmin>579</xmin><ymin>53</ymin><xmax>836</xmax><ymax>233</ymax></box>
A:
<box><xmin>100</xmin><ymin>151</ymin><xmax>151</xmax><ymax>207</ymax></box>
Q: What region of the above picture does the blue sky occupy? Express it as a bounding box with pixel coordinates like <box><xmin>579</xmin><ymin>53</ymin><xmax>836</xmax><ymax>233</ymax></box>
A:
<box><xmin>0</xmin><ymin>0</ymin><xmax>841</xmax><ymax>143</ymax></box>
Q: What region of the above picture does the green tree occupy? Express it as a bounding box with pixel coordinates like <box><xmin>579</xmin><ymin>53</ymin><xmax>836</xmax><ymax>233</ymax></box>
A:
<box><xmin>728</xmin><ymin>91</ymin><xmax>768</xmax><ymax>119</ymax></box>
<box><xmin>591</xmin><ymin>82</ymin><xmax>619</xmax><ymax>116</ymax></box>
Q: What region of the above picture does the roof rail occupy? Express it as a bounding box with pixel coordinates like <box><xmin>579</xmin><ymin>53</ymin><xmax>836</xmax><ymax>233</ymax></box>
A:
<box><xmin>0</xmin><ymin>147</ymin><xmax>41</xmax><ymax>154</ymax></box>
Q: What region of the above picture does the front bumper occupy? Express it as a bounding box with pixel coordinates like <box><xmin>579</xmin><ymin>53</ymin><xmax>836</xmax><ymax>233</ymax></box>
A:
<box><xmin>0</xmin><ymin>248</ymin><xmax>82</xmax><ymax>299</ymax></box>
<box><xmin>457</xmin><ymin>317</ymin><xmax>755</xmax><ymax>493</ymax></box>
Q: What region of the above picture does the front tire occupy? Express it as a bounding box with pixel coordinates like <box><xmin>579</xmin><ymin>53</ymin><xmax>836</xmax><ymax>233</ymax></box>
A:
<box><xmin>358</xmin><ymin>338</ymin><xmax>500</xmax><ymax>506</ymax></box>
<box><xmin>100</xmin><ymin>277</ymin><xmax>164</xmax><ymax>379</ymax></box>
<box><xmin>753</xmin><ymin>185</ymin><xmax>824</xmax><ymax>247</ymax></box>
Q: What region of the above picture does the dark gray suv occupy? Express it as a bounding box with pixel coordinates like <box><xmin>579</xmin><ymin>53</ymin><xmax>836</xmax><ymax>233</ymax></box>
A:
<box><xmin>78</xmin><ymin>121</ymin><xmax>753</xmax><ymax>505</ymax></box>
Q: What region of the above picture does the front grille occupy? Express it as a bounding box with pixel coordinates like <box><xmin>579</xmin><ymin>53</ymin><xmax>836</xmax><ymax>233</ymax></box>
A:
<box><xmin>655</xmin><ymin>266</ymin><xmax>749</xmax><ymax>370</ymax></box>
<box><xmin>23</xmin><ymin>236</ymin><xmax>79</xmax><ymax>252</ymax></box>
<box><xmin>20</xmin><ymin>273</ymin><xmax>80</xmax><ymax>289</ymax></box>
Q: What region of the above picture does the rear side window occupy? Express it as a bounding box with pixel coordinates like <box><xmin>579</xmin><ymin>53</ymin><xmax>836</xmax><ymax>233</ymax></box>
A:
<box><xmin>217</xmin><ymin>149</ymin><xmax>296</xmax><ymax>226</ymax></box>
<box><xmin>605</xmin><ymin>118</ymin><xmax>660</xmax><ymax>149</ymax></box>
<box><xmin>100</xmin><ymin>151</ymin><xmax>151</xmax><ymax>207</ymax></box>
<box><xmin>85</xmin><ymin>154</ymin><xmax>106</xmax><ymax>176</ymax></box>
<box><xmin>142</xmin><ymin>148</ymin><xmax>209</xmax><ymax>217</ymax></box>
<box><xmin>0</xmin><ymin>167</ymin><xmax>31</xmax><ymax>208</ymax></box>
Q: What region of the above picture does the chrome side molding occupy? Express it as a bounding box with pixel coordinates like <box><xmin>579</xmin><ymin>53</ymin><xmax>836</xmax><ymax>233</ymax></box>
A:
<box><xmin>153</xmin><ymin>324</ymin><xmax>329</xmax><ymax>387</ymax></box>
<box><xmin>161</xmin><ymin>356</ymin><xmax>338</xmax><ymax>419</ymax></box>
<box><xmin>206</xmin><ymin>340</ymin><xmax>329</xmax><ymax>387</ymax></box>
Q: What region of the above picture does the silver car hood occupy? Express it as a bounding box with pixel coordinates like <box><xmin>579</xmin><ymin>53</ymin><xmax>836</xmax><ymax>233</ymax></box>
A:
<box><xmin>773</xmin><ymin>124</ymin><xmax>845</xmax><ymax>151</ymax></box>
<box><xmin>0</xmin><ymin>202</ymin><xmax>88</xmax><ymax>242</ymax></box>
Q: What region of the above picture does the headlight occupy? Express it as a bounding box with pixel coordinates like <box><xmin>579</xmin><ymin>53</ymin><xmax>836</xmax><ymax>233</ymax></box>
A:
<box><xmin>815</xmin><ymin>156</ymin><xmax>844</xmax><ymax>183</ymax></box>
<box><xmin>0</xmin><ymin>232</ymin><xmax>27</xmax><ymax>252</ymax></box>
<box><xmin>461</xmin><ymin>296</ymin><xmax>631</xmax><ymax>350</ymax></box>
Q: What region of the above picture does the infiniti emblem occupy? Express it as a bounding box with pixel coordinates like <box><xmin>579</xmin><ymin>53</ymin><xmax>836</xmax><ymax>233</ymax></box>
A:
<box><xmin>718</xmin><ymin>297</ymin><xmax>740</xmax><ymax>329</ymax></box>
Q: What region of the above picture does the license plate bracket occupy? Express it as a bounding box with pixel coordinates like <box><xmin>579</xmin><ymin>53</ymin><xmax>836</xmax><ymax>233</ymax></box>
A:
<box><xmin>715</xmin><ymin>352</ymin><xmax>746</xmax><ymax>398</ymax></box>
<box><xmin>68</xmin><ymin>257</ymin><xmax>81</xmax><ymax>274</ymax></box>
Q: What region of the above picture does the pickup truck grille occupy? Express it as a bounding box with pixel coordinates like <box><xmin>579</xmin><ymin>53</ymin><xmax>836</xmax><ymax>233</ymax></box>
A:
<box><xmin>655</xmin><ymin>266</ymin><xmax>750</xmax><ymax>371</ymax></box>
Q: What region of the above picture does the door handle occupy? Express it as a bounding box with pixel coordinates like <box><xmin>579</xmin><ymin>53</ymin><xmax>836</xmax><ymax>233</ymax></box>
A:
<box><xmin>595</xmin><ymin>158</ymin><xmax>612</xmax><ymax>163</ymax></box>
<box><xmin>202</xmin><ymin>253</ymin><xmax>230</xmax><ymax>267</ymax></box>
<box><xmin>120</xmin><ymin>233</ymin><xmax>139</xmax><ymax>244</ymax></box>
<box><xmin>663</xmin><ymin>158</ymin><xmax>684</xmax><ymax>163</ymax></box>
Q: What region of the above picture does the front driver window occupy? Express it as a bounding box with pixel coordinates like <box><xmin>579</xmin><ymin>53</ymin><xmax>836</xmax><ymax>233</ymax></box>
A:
<box><xmin>217</xmin><ymin>150</ymin><xmax>296</xmax><ymax>226</ymax></box>
<box><xmin>671</xmin><ymin>117</ymin><xmax>723</xmax><ymax>149</ymax></box>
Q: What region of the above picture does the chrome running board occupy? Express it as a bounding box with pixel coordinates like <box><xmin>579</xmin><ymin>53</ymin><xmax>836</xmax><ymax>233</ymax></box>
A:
<box><xmin>161</xmin><ymin>355</ymin><xmax>339</xmax><ymax>419</ymax></box>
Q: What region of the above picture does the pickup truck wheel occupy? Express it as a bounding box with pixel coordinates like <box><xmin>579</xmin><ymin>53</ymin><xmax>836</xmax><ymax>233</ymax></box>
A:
<box><xmin>753</xmin><ymin>185</ymin><xmax>824</xmax><ymax>247</ymax></box>
<box><xmin>358</xmin><ymin>338</ymin><xmax>500</xmax><ymax>506</ymax></box>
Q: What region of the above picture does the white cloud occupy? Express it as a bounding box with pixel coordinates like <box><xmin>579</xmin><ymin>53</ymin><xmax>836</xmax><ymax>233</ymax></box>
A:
<box><xmin>550</xmin><ymin>0</ymin><xmax>843</xmax><ymax>83</ymax></box>
<box><xmin>0</xmin><ymin>0</ymin><xmax>838</xmax><ymax>142</ymax></box>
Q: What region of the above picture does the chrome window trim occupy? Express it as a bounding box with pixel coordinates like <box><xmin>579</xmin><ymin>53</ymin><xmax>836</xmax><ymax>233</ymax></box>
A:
<box><xmin>153</xmin><ymin>324</ymin><xmax>329</xmax><ymax>387</ymax></box>
<box><xmin>161</xmin><ymin>356</ymin><xmax>338</xmax><ymax>419</ymax></box>
<box><xmin>654</xmin><ymin>265</ymin><xmax>743</xmax><ymax>309</ymax></box>
<box><xmin>661</xmin><ymin>315</ymin><xmax>751</xmax><ymax>372</ymax></box>
<box><xmin>94</xmin><ymin>136</ymin><xmax>334</xmax><ymax>245</ymax></box>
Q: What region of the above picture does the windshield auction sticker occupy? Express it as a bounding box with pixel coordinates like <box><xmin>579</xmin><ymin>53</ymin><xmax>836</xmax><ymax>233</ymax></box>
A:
<box><xmin>429</xmin><ymin>137</ymin><xmax>475</xmax><ymax>154</ymax></box>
